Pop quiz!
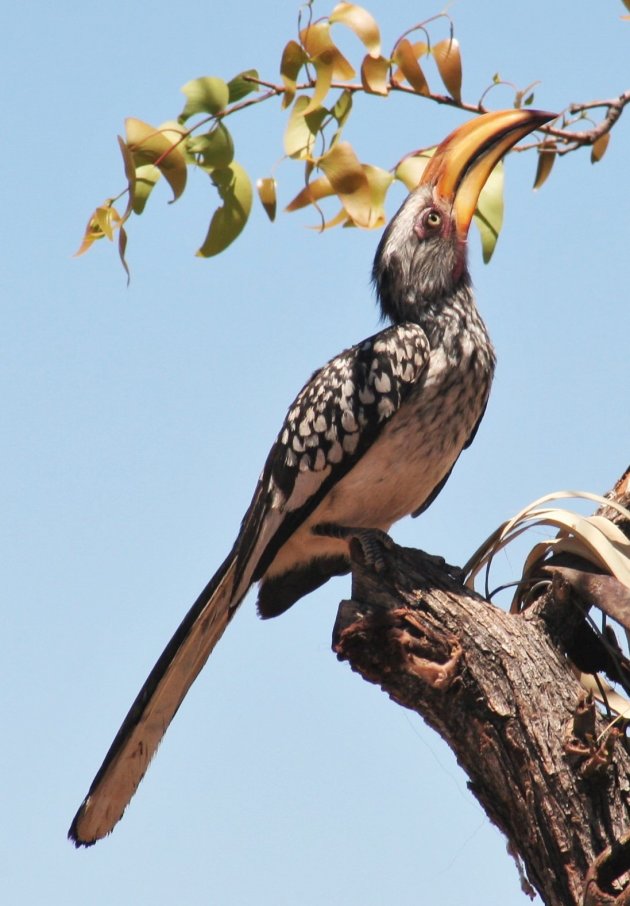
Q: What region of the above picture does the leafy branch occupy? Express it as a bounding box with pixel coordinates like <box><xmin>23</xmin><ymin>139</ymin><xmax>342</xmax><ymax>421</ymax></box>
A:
<box><xmin>76</xmin><ymin>1</ymin><xmax>630</xmax><ymax>278</ymax></box>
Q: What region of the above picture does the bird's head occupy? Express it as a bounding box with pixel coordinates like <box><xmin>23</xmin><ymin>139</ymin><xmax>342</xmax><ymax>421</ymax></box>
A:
<box><xmin>373</xmin><ymin>109</ymin><xmax>554</xmax><ymax>322</ymax></box>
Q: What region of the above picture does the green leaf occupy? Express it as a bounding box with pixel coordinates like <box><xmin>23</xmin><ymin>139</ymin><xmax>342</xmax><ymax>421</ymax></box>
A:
<box><xmin>329</xmin><ymin>3</ymin><xmax>381</xmax><ymax>57</ymax></box>
<box><xmin>197</xmin><ymin>162</ymin><xmax>253</xmax><ymax>257</ymax></box>
<box><xmin>188</xmin><ymin>124</ymin><xmax>234</xmax><ymax>169</ymax></box>
<box><xmin>256</xmin><ymin>177</ymin><xmax>277</xmax><ymax>221</ymax></box>
<box><xmin>227</xmin><ymin>69</ymin><xmax>259</xmax><ymax>103</ymax></box>
<box><xmin>132</xmin><ymin>164</ymin><xmax>161</xmax><ymax>215</ymax></box>
<box><xmin>473</xmin><ymin>160</ymin><xmax>504</xmax><ymax>263</ymax></box>
<box><xmin>179</xmin><ymin>76</ymin><xmax>230</xmax><ymax>122</ymax></box>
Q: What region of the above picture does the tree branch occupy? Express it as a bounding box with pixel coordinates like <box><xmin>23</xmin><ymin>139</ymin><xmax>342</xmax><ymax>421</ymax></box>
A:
<box><xmin>332</xmin><ymin>470</ymin><xmax>630</xmax><ymax>906</ymax></box>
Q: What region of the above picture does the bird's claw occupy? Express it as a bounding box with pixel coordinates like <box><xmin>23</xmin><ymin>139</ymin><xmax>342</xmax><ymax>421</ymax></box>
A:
<box><xmin>313</xmin><ymin>523</ymin><xmax>394</xmax><ymax>574</ymax></box>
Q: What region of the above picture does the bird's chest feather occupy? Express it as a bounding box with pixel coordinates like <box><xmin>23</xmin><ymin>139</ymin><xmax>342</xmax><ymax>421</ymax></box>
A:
<box><xmin>266</xmin><ymin>334</ymin><xmax>493</xmax><ymax>577</ymax></box>
<box><xmin>318</xmin><ymin>340</ymin><xmax>491</xmax><ymax>525</ymax></box>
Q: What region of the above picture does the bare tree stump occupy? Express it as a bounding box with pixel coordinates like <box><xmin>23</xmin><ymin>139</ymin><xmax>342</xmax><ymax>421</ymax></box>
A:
<box><xmin>332</xmin><ymin>471</ymin><xmax>630</xmax><ymax>906</ymax></box>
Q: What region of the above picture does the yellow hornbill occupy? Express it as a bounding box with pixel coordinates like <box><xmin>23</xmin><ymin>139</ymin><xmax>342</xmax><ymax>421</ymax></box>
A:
<box><xmin>69</xmin><ymin>108</ymin><xmax>553</xmax><ymax>846</ymax></box>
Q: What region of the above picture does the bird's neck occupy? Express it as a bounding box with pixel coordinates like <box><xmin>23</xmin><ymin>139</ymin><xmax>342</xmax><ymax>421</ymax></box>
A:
<box><xmin>390</xmin><ymin>276</ymin><xmax>482</xmax><ymax>347</ymax></box>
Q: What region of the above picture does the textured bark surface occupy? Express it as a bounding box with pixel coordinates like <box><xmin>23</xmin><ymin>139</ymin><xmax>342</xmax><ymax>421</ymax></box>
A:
<box><xmin>332</xmin><ymin>515</ymin><xmax>630</xmax><ymax>905</ymax></box>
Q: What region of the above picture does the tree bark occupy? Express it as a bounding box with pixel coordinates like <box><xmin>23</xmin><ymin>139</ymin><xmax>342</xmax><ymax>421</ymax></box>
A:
<box><xmin>332</xmin><ymin>470</ymin><xmax>630</xmax><ymax>906</ymax></box>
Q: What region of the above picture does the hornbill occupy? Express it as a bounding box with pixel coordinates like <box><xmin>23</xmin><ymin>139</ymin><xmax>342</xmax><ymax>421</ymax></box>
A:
<box><xmin>69</xmin><ymin>108</ymin><xmax>552</xmax><ymax>846</ymax></box>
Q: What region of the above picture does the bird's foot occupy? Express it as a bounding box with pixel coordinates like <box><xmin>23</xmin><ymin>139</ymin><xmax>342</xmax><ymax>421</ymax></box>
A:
<box><xmin>313</xmin><ymin>523</ymin><xmax>395</xmax><ymax>574</ymax></box>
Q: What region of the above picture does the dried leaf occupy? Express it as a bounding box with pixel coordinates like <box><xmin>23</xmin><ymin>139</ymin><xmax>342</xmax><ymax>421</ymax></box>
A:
<box><xmin>392</xmin><ymin>39</ymin><xmax>429</xmax><ymax>96</ymax></box>
<box><xmin>197</xmin><ymin>162</ymin><xmax>253</xmax><ymax>257</ymax></box>
<box><xmin>280</xmin><ymin>40</ymin><xmax>308</xmax><ymax>109</ymax></box>
<box><xmin>118</xmin><ymin>225</ymin><xmax>130</xmax><ymax>284</ymax></box>
<box><xmin>533</xmin><ymin>144</ymin><xmax>556</xmax><ymax>189</ymax></box>
<box><xmin>256</xmin><ymin>177</ymin><xmax>277</xmax><ymax>221</ymax></box>
<box><xmin>227</xmin><ymin>69</ymin><xmax>259</xmax><ymax>103</ymax></box>
<box><xmin>591</xmin><ymin>132</ymin><xmax>611</xmax><ymax>163</ymax></box>
<box><xmin>125</xmin><ymin>118</ymin><xmax>187</xmax><ymax>202</ymax></box>
<box><xmin>329</xmin><ymin>2</ymin><xmax>381</xmax><ymax>57</ymax></box>
<box><xmin>472</xmin><ymin>160</ymin><xmax>504</xmax><ymax>263</ymax></box>
<box><xmin>432</xmin><ymin>39</ymin><xmax>462</xmax><ymax>102</ymax></box>
<box><xmin>179</xmin><ymin>76</ymin><xmax>230</xmax><ymax>121</ymax></box>
<box><xmin>299</xmin><ymin>21</ymin><xmax>355</xmax><ymax>79</ymax></box>
<box><xmin>360</xmin><ymin>54</ymin><xmax>389</xmax><ymax>96</ymax></box>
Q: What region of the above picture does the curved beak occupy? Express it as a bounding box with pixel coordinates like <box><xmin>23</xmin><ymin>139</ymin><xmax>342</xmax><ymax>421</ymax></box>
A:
<box><xmin>420</xmin><ymin>109</ymin><xmax>555</xmax><ymax>238</ymax></box>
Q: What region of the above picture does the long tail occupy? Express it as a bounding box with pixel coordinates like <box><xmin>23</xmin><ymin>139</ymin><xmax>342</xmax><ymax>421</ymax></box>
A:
<box><xmin>68</xmin><ymin>553</ymin><xmax>241</xmax><ymax>846</ymax></box>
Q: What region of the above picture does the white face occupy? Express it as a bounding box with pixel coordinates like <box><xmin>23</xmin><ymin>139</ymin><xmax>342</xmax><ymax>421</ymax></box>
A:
<box><xmin>373</xmin><ymin>185</ymin><xmax>468</xmax><ymax>322</ymax></box>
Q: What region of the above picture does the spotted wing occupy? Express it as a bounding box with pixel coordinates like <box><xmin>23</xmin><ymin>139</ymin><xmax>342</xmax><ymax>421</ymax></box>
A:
<box><xmin>231</xmin><ymin>322</ymin><xmax>431</xmax><ymax>596</ymax></box>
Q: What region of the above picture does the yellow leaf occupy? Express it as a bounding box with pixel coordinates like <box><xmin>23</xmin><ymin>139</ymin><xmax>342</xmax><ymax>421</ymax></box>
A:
<box><xmin>394</xmin><ymin>150</ymin><xmax>435</xmax><ymax>190</ymax></box>
<box><xmin>591</xmin><ymin>132</ymin><xmax>610</xmax><ymax>163</ymax></box>
<box><xmin>302</xmin><ymin>51</ymin><xmax>333</xmax><ymax>114</ymax></box>
<box><xmin>125</xmin><ymin>118</ymin><xmax>187</xmax><ymax>202</ymax></box>
<box><xmin>533</xmin><ymin>144</ymin><xmax>556</xmax><ymax>189</ymax></box>
<box><xmin>432</xmin><ymin>39</ymin><xmax>462</xmax><ymax>102</ymax></box>
<box><xmin>75</xmin><ymin>210</ymin><xmax>106</xmax><ymax>257</ymax></box>
<box><xmin>360</xmin><ymin>54</ymin><xmax>389</xmax><ymax>96</ymax></box>
<box><xmin>362</xmin><ymin>164</ymin><xmax>394</xmax><ymax>228</ymax></box>
<box><xmin>318</xmin><ymin>142</ymin><xmax>371</xmax><ymax>226</ymax></box>
<box><xmin>392</xmin><ymin>39</ymin><xmax>429</xmax><ymax>96</ymax></box>
<box><xmin>285</xmin><ymin>175</ymin><xmax>335</xmax><ymax>212</ymax></box>
<box><xmin>329</xmin><ymin>3</ymin><xmax>381</xmax><ymax>57</ymax></box>
<box><xmin>280</xmin><ymin>40</ymin><xmax>307</xmax><ymax>109</ymax></box>
<box><xmin>299</xmin><ymin>21</ymin><xmax>355</xmax><ymax>79</ymax></box>
<box><xmin>94</xmin><ymin>205</ymin><xmax>116</xmax><ymax>241</ymax></box>
<box><xmin>283</xmin><ymin>96</ymin><xmax>326</xmax><ymax>160</ymax></box>
<box><xmin>197</xmin><ymin>162</ymin><xmax>253</xmax><ymax>257</ymax></box>
<box><xmin>117</xmin><ymin>136</ymin><xmax>136</xmax><ymax>220</ymax></box>
<box><xmin>256</xmin><ymin>177</ymin><xmax>277</xmax><ymax>221</ymax></box>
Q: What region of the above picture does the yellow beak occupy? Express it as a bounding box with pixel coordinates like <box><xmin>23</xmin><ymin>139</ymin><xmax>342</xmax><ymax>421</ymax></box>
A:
<box><xmin>420</xmin><ymin>109</ymin><xmax>555</xmax><ymax>237</ymax></box>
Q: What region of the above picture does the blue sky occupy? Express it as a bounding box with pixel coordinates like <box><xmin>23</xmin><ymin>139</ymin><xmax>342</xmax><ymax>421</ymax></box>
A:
<box><xmin>4</xmin><ymin>2</ymin><xmax>629</xmax><ymax>904</ymax></box>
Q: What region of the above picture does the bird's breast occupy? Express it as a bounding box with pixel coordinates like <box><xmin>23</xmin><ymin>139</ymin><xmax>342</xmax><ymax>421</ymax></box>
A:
<box><xmin>266</xmin><ymin>325</ymin><xmax>494</xmax><ymax>577</ymax></box>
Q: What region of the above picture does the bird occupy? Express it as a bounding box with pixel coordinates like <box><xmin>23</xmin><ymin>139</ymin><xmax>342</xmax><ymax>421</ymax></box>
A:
<box><xmin>69</xmin><ymin>108</ymin><xmax>553</xmax><ymax>846</ymax></box>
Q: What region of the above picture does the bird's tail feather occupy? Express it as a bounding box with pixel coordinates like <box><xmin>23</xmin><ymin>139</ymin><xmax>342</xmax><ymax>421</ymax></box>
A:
<box><xmin>69</xmin><ymin>552</ymin><xmax>241</xmax><ymax>847</ymax></box>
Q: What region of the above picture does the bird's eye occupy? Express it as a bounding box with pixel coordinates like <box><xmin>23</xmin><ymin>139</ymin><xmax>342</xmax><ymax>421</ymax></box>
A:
<box><xmin>424</xmin><ymin>209</ymin><xmax>442</xmax><ymax>230</ymax></box>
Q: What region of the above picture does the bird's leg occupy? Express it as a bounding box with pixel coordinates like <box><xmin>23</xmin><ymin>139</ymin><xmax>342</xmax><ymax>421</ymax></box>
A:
<box><xmin>313</xmin><ymin>523</ymin><xmax>395</xmax><ymax>574</ymax></box>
